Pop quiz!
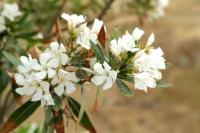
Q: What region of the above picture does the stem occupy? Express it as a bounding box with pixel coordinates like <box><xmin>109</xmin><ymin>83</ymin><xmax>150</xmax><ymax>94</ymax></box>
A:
<box><xmin>52</xmin><ymin>109</ymin><xmax>65</xmax><ymax>133</ymax></box>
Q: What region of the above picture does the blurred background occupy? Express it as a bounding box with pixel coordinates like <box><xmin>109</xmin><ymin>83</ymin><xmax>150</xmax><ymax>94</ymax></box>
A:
<box><xmin>1</xmin><ymin>0</ymin><xmax>200</xmax><ymax>133</ymax></box>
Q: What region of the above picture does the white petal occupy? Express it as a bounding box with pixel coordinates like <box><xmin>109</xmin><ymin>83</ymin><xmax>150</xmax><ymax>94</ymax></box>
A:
<box><xmin>47</xmin><ymin>68</ymin><xmax>56</xmax><ymax>78</ymax></box>
<box><xmin>34</xmin><ymin>71</ymin><xmax>47</xmax><ymax>80</ymax></box>
<box><xmin>31</xmin><ymin>60</ymin><xmax>42</xmax><ymax>70</ymax></box>
<box><xmin>31</xmin><ymin>90</ymin><xmax>43</xmax><ymax>101</ymax></box>
<box><xmin>39</xmin><ymin>53</ymin><xmax>50</xmax><ymax>65</ymax></box>
<box><xmin>65</xmin><ymin>72</ymin><xmax>79</xmax><ymax>82</ymax></box>
<box><xmin>65</xmin><ymin>81</ymin><xmax>76</xmax><ymax>94</ymax></box>
<box><xmin>15</xmin><ymin>74</ymin><xmax>26</xmax><ymax>85</ymax></box>
<box><xmin>103</xmin><ymin>62</ymin><xmax>111</xmax><ymax>72</ymax></box>
<box><xmin>51</xmin><ymin>76</ymin><xmax>59</xmax><ymax>85</ymax></box>
<box><xmin>60</xmin><ymin>53</ymin><xmax>69</xmax><ymax>65</ymax></box>
<box><xmin>93</xmin><ymin>63</ymin><xmax>105</xmax><ymax>75</ymax></box>
<box><xmin>102</xmin><ymin>77</ymin><xmax>113</xmax><ymax>90</ymax></box>
<box><xmin>54</xmin><ymin>84</ymin><xmax>65</xmax><ymax>96</ymax></box>
<box><xmin>91</xmin><ymin>19</ymin><xmax>103</xmax><ymax>33</ymax></box>
<box><xmin>59</xmin><ymin>43</ymin><xmax>66</xmax><ymax>52</ymax></box>
<box><xmin>16</xmin><ymin>87</ymin><xmax>25</xmax><ymax>95</ymax></box>
<box><xmin>24</xmin><ymin>86</ymin><xmax>36</xmax><ymax>95</ymax></box>
<box><xmin>147</xmin><ymin>33</ymin><xmax>155</xmax><ymax>46</ymax></box>
<box><xmin>58</xmin><ymin>69</ymin><xmax>68</xmax><ymax>78</ymax></box>
<box><xmin>48</xmin><ymin>58</ymin><xmax>59</xmax><ymax>68</ymax></box>
<box><xmin>50</xmin><ymin>42</ymin><xmax>59</xmax><ymax>51</ymax></box>
<box><xmin>20</xmin><ymin>56</ymin><xmax>29</xmax><ymax>66</ymax></box>
<box><xmin>40</xmin><ymin>81</ymin><xmax>50</xmax><ymax>90</ymax></box>
<box><xmin>47</xmin><ymin>97</ymin><xmax>55</xmax><ymax>105</ymax></box>
<box><xmin>109</xmin><ymin>70</ymin><xmax>118</xmax><ymax>82</ymax></box>
<box><xmin>43</xmin><ymin>93</ymin><xmax>51</xmax><ymax>101</ymax></box>
<box><xmin>132</xmin><ymin>28</ymin><xmax>144</xmax><ymax>40</ymax></box>
<box><xmin>91</xmin><ymin>75</ymin><xmax>106</xmax><ymax>86</ymax></box>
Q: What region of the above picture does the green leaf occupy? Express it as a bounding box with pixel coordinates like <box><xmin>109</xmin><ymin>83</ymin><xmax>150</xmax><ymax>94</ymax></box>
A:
<box><xmin>2</xmin><ymin>51</ymin><xmax>20</xmax><ymax>65</ymax></box>
<box><xmin>166</xmin><ymin>62</ymin><xmax>172</xmax><ymax>68</ymax></box>
<box><xmin>156</xmin><ymin>81</ymin><xmax>173</xmax><ymax>88</ymax></box>
<box><xmin>1</xmin><ymin>100</ymin><xmax>40</xmax><ymax>133</ymax></box>
<box><xmin>67</xmin><ymin>96</ymin><xmax>96</xmax><ymax>133</ymax></box>
<box><xmin>90</xmin><ymin>40</ymin><xmax>105</xmax><ymax>64</ymax></box>
<box><xmin>52</xmin><ymin>96</ymin><xmax>62</xmax><ymax>111</ymax></box>
<box><xmin>42</xmin><ymin>107</ymin><xmax>54</xmax><ymax>133</ymax></box>
<box><xmin>116</xmin><ymin>79</ymin><xmax>134</xmax><ymax>97</ymax></box>
<box><xmin>0</xmin><ymin>70</ymin><xmax>10</xmax><ymax>93</ymax></box>
<box><xmin>76</xmin><ymin>69</ymin><xmax>88</xmax><ymax>79</ymax></box>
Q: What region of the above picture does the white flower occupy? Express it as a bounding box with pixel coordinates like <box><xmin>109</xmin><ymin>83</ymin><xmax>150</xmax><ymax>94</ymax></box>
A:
<box><xmin>132</xmin><ymin>28</ymin><xmax>144</xmax><ymax>41</ymax></box>
<box><xmin>134</xmin><ymin>72</ymin><xmax>156</xmax><ymax>92</ymax></box>
<box><xmin>110</xmin><ymin>39</ymin><xmax>124</xmax><ymax>56</ymax></box>
<box><xmin>61</xmin><ymin>13</ymin><xmax>86</xmax><ymax>30</ymax></box>
<box><xmin>76</xmin><ymin>28</ymin><xmax>97</xmax><ymax>50</ymax></box>
<box><xmin>45</xmin><ymin>41</ymin><xmax>69</xmax><ymax>66</ymax></box>
<box><xmin>134</xmin><ymin>48</ymin><xmax>166</xmax><ymax>72</ymax></box>
<box><xmin>36</xmin><ymin>53</ymin><xmax>57</xmax><ymax>79</ymax></box>
<box><xmin>133</xmin><ymin>47</ymin><xmax>166</xmax><ymax>92</ymax></box>
<box><xmin>91</xmin><ymin>62</ymin><xmax>117</xmax><ymax>90</ymax></box>
<box><xmin>15</xmin><ymin>78</ymin><xmax>54</xmax><ymax>106</ymax></box>
<box><xmin>110</xmin><ymin>32</ymin><xmax>140</xmax><ymax>56</ymax></box>
<box><xmin>76</xmin><ymin>19</ymin><xmax>104</xmax><ymax>49</ymax></box>
<box><xmin>0</xmin><ymin>16</ymin><xmax>6</xmax><ymax>33</ymax></box>
<box><xmin>2</xmin><ymin>3</ymin><xmax>22</xmax><ymax>22</ymax></box>
<box><xmin>51</xmin><ymin>69</ymin><xmax>79</xmax><ymax>96</ymax></box>
<box><xmin>149</xmin><ymin>0</ymin><xmax>169</xmax><ymax>19</ymax></box>
<box><xmin>17</xmin><ymin>55</ymin><xmax>41</xmax><ymax>74</ymax></box>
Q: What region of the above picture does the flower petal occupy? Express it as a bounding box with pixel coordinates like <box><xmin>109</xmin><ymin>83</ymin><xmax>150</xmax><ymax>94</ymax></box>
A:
<box><xmin>50</xmin><ymin>42</ymin><xmax>59</xmax><ymax>51</ymax></box>
<box><xmin>31</xmin><ymin>89</ymin><xmax>43</xmax><ymax>101</ymax></box>
<box><xmin>65</xmin><ymin>81</ymin><xmax>76</xmax><ymax>94</ymax></box>
<box><xmin>47</xmin><ymin>68</ymin><xmax>56</xmax><ymax>78</ymax></box>
<box><xmin>54</xmin><ymin>84</ymin><xmax>64</xmax><ymax>96</ymax></box>
<box><xmin>93</xmin><ymin>63</ymin><xmax>105</xmax><ymax>75</ymax></box>
<box><xmin>60</xmin><ymin>53</ymin><xmax>69</xmax><ymax>65</ymax></box>
<box><xmin>102</xmin><ymin>77</ymin><xmax>113</xmax><ymax>90</ymax></box>
<box><xmin>91</xmin><ymin>75</ymin><xmax>106</xmax><ymax>86</ymax></box>
<box><xmin>147</xmin><ymin>33</ymin><xmax>155</xmax><ymax>46</ymax></box>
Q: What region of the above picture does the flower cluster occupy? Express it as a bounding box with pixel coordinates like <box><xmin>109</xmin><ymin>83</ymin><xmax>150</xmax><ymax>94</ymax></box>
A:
<box><xmin>150</xmin><ymin>0</ymin><xmax>169</xmax><ymax>19</ymax></box>
<box><xmin>15</xmin><ymin>13</ymin><xmax>167</xmax><ymax>106</ymax></box>
<box><xmin>130</xmin><ymin>0</ymin><xmax>169</xmax><ymax>20</ymax></box>
<box><xmin>0</xmin><ymin>3</ymin><xmax>22</xmax><ymax>33</ymax></box>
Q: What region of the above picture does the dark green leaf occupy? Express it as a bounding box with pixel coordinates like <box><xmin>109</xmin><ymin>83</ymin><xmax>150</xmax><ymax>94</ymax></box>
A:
<box><xmin>156</xmin><ymin>81</ymin><xmax>173</xmax><ymax>88</ymax></box>
<box><xmin>42</xmin><ymin>107</ymin><xmax>54</xmax><ymax>133</ymax></box>
<box><xmin>1</xmin><ymin>100</ymin><xmax>40</xmax><ymax>133</ymax></box>
<box><xmin>2</xmin><ymin>51</ymin><xmax>20</xmax><ymax>65</ymax></box>
<box><xmin>52</xmin><ymin>96</ymin><xmax>62</xmax><ymax>111</ymax></box>
<box><xmin>166</xmin><ymin>63</ymin><xmax>172</xmax><ymax>68</ymax></box>
<box><xmin>67</xmin><ymin>96</ymin><xmax>96</xmax><ymax>133</ymax></box>
<box><xmin>76</xmin><ymin>69</ymin><xmax>88</xmax><ymax>79</ymax></box>
<box><xmin>90</xmin><ymin>40</ymin><xmax>105</xmax><ymax>64</ymax></box>
<box><xmin>0</xmin><ymin>70</ymin><xmax>10</xmax><ymax>93</ymax></box>
<box><xmin>116</xmin><ymin>79</ymin><xmax>134</xmax><ymax>97</ymax></box>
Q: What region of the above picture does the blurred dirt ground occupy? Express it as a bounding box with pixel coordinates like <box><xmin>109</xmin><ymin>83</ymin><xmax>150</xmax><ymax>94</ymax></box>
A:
<box><xmin>26</xmin><ymin>0</ymin><xmax>200</xmax><ymax>132</ymax></box>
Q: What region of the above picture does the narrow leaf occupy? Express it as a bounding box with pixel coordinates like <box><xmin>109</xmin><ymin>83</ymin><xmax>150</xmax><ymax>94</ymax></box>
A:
<box><xmin>1</xmin><ymin>100</ymin><xmax>40</xmax><ymax>133</ymax></box>
<box><xmin>90</xmin><ymin>40</ymin><xmax>105</xmax><ymax>64</ymax></box>
<box><xmin>2</xmin><ymin>51</ymin><xmax>20</xmax><ymax>65</ymax></box>
<box><xmin>116</xmin><ymin>79</ymin><xmax>134</xmax><ymax>97</ymax></box>
<box><xmin>156</xmin><ymin>81</ymin><xmax>173</xmax><ymax>88</ymax></box>
<box><xmin>67</xmin><ymin>96</ymin><xmax>96</xmax><ymax>133</ymax></box>
<box><xmin>0</xmin><ymin>70</ymin><xmax>10</xmax><ymax>93</ymax></box>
